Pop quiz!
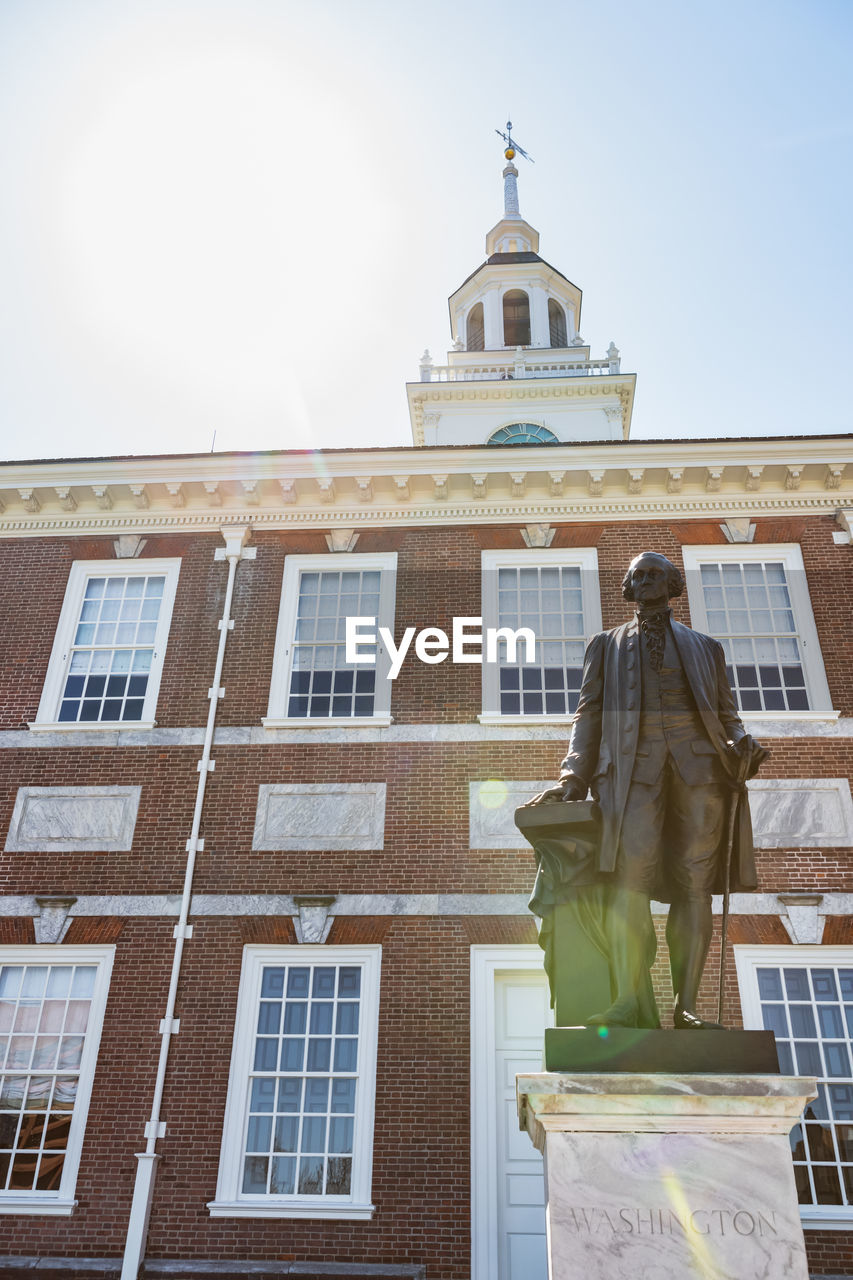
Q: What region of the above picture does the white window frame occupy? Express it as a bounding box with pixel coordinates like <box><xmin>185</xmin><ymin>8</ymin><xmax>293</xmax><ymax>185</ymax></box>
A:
<box><xmin>0</xmin><ymin>944</ymin><xmax>115</xmax><ymax>1215</ymax></box>
<box><xmin>209</xmin><ymin>944</ymin><xmax>381</xmax><ymax>1220</ymax></box>
<box><xmin>264</xmin><ymin>553</ymin><xmax>397</xmax><ymax>729</ymax></box>
<box><xmin>31</xmin><ymin>558</ymin><xmax>181</xmax><ymax>732</ymax></box>
<box><xmin>480</xmin><ymin>547</ymin><xmax>602</xmax><ymax>725</ymax></box>
<box><xmin>735</xmin><ymin>943</ymin><xmax>853</xmax><ymax>1229</ymax></box>
<box><xmin>682</xmin><ymin>543</ymin><xmax>835</xmax><ymax>720</ymax></box>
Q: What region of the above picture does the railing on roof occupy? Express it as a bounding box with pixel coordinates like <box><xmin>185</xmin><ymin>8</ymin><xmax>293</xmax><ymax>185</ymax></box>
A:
<box><xmin>419</xmin><ymin>354</ymin><xmax>620</xmax><ymax>383</ymax></box>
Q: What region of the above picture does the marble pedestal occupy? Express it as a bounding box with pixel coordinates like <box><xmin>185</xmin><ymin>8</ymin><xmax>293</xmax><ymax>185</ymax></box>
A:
<box><xmin>516</xmin><ymin>1072</ymin><xmax>816</xmax><ymax>1280</ymax></box>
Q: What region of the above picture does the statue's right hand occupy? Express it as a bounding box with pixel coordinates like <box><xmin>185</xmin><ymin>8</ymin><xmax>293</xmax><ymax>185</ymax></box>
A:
<box><xmin>524</xmin><ymin>779</ymin><xmax>586</xmax><ymax>806</ymax></box>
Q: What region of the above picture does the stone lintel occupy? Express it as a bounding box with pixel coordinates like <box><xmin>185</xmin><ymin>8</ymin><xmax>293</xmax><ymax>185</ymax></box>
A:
<box><xmin>517</xmin><ymin>1073</ymin><xmax>816</xmax><ymax>1148</ymax></box>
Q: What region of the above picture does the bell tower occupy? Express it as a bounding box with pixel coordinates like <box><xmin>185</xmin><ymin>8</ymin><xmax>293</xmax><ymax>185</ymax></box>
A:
<box><xmin>407</xmin><ymin>126</ymin><xmax>636</xmax><ymax>447</ymax></box>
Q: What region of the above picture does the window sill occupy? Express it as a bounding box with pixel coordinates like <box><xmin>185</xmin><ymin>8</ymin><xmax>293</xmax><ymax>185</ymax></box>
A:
<box><xmin>261</xmin><ymin>717</ymin><xmax>393</xmax><ymax>730</ymax></box>
<box><xmin>0</xmin><ymin>1197</ymin><xmax>76</xmax><ymax>1215</ymax></box>
<box><xmin>478</xmin><ymin>713</ymin><xmax>575</xmax><ymax>726</ymax></box>
<box><xmin>801</xmin><ymin>1208</ymin><xmax>853</xmax><ymax>1229</ymax></box>
<box><xmin>207</xmin><ymin>1198</ymin><xmax>375</xmax><ymax>1220</ymax></box>
<box><xmin>478</xmin><ymin>711</ymin><xmax>842</xmax><ymax>727</ymax></box>
<box><xmin>28</xmin><ymin>721</ymin><xmax>157</xmax><ymax>733</ymax></box>
<box><xmin>739</xmin><ymin>710</ymin><xmax>840</xmax><ymax>722</ymax></box>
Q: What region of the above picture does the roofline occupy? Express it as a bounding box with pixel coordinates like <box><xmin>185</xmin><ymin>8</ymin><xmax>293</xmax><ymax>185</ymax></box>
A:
<box><xmin>448</xmin><ymin>254</ymin><xmax>581</xmax><ymax>303</ymax></box>
<box><xmin>2</xmin><ymin>431</ymin><xmax>852</xmax><ymax>470</ymax></box>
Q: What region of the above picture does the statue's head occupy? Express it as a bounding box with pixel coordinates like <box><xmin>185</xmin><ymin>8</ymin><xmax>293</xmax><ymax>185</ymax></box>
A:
<box><xmin>621</xmin><ymin>552</ymin><xmax>685</xmax><ymax>605</ymax></box>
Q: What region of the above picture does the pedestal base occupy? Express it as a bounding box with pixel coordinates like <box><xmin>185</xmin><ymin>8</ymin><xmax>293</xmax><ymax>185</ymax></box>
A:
<box><xmin>517</xmin><ymin>1072</ymin><xmax>816</xmax><ymax>1280</ymax></box>
<box><xmin>545</xmin><ymin>1027</ymin><xmax>779</xmax><ymax>1074</ymax></box>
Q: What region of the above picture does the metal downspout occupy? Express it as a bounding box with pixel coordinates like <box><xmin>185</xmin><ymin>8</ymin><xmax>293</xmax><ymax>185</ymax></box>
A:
<box><xmin>121</xmin><ymin>525</ymin><xmax>254</xmax><ymax>1279</ymax></box>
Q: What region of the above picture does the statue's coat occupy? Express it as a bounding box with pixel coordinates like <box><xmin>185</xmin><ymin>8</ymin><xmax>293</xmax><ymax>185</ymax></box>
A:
<box><xmin>560</xmin><ymin>614</ymin><xmax>757</xmax><ymax>896</ymax></box>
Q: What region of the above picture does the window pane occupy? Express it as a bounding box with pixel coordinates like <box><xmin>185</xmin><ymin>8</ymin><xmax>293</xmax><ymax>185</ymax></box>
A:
<box><xmin>326</xmin><ymin>1156</ymin><xmax>352</xmax><ymax>1195</ymax></box>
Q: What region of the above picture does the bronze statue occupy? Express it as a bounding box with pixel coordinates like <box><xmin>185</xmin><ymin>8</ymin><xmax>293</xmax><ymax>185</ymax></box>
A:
<box><xmin>526</xmin><ymin>551</ymin><xmax>768</xmax><ymax>1030</ymax></box>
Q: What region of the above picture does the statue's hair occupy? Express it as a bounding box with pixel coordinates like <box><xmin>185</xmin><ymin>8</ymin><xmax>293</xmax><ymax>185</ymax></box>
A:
<box><xmin>621</xmin><ymin>553</ymin><xmax>685</xmax><ymax>602</ymax></box>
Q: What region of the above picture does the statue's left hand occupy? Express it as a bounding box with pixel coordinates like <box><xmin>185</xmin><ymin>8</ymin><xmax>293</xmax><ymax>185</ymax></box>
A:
<box><xmin>728</xmin><ymin>734</ymin><xmax>770</xmax><ymax>781</ymax></box>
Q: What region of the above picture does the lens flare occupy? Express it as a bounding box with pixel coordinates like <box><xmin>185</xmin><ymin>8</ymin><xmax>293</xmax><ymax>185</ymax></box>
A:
<box><xmin>478</xmin><ymin>779</ymin><xmax>508</xmax><ymax>810</ymax></box>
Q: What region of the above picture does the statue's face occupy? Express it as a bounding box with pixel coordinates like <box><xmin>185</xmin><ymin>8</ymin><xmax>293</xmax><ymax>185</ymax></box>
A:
<box><xmin>628</xmin><ymin>554</ymin><xmax>672</xmax><ymax>609</ymax></box>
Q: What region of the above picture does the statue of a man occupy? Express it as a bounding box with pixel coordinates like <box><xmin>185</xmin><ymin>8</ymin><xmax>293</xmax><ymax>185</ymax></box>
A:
<box><xmin>532</xmin><ymin>551</ymin><xmax>767</xmax><ymax>1030</ymax></box>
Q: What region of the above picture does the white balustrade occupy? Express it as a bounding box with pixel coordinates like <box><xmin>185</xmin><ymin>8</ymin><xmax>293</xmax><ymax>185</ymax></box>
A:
<box><xmin>419</xmin><ymin>355</ymin><xmax>619</xmax><ymax>382</ymax></box>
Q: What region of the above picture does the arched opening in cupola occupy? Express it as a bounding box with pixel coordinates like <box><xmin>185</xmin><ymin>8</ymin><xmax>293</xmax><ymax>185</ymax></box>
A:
<box><xmin>466</xmin><ymin>302</ymin><xmax>485</xmax><ymax>352</ymax></box>
<box><xmin>548</xmin><ymin>299</ymin><xmax>568</xmax><ymax>347</ymax></box>
<box><xmin>503</xmin><ymin>290</ymin><xmax>530</xmax><ymax>347</ymax></box>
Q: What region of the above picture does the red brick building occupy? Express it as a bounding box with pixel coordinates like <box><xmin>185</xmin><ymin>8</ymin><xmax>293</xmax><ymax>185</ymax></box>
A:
<box><xmin>1</xmin><ymin>158</ymin><xmax>852</xmax><ymax>1279</ymax></box>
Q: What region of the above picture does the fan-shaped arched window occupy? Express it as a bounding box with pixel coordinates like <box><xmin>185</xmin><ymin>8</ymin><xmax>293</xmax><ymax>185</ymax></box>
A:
<box><xmin>466</xmin><ymin>302</ymin><xmax>484</xmax><ymax>352</ymax></box>
<box><xmin>548</xmin><ymin>299</ymin><xmax>568</xmax><ymax>347</ymax></box>
<box><xmin>503</xmin><ymin>290</ymin><xmax>530</xmax><ymax>346</ymax></box>
<box><xmin>488</xmin><ymin>423</ymin><xmax>559</xmax><ymax>445</ymax></box>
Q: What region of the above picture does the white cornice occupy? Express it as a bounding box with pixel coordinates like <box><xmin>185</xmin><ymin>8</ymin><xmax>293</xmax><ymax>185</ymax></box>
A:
<box><xmin>406</xmin><ymin>373</ymin><xmax>636</xmax><ymax>443</ymax></box>
<box><xmin>0</xmin><ymin>438</ymin><xmax>850</xmax><ymax>538</ymax></box>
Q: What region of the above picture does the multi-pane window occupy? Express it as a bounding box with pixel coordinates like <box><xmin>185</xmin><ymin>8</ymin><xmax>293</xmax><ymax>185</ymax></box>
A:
<box><xmin>242</xmin><ymin>963</ymin><xmax>361</xmax><ymax>1198</ymax></box>
<box><xmin>59</xmin><ymin>574</ymin><xmax>165</xmax><ymax>723</ymax></box>
<box><xmin>481</xmin><ymin>550</ymin><xmax>601</xmax><ymax>721</ymax></box>
<box><xmin>266</xmin><ymin>554</ymin><xmax>396</xmax><ymax>726</ymax></box>
<box><xmin>34</xmin><ymin>559</ymin><xmax>180</xmax><ymax>729</ymax></box>
<box><xmin>697</xmin><ymin>561</ymin><xmax>807</xmax><ymax>711</ymax></box>
<box><xmin>736</xmin><ymin>947</ymin><xmax>853</xmax><ymax>1224</ymax></box>
<box><xmin>211</xmin><ymin>946</ymin><xmax>380</xmax><ymax>1219</ymax></box>
<box><xmin>288</xmin><ymin>571</ymin><xmax>379</xmax><ymax>719</ymax></box>
<box><xmin>0</xmin><ymin>948</ymin><xmax>113</xmax><ymax>1213</ymax></box>
<box><xmin>683</xmin><ymin>545</ymin><xmax>832</xmax><ymax>716</ymax></box>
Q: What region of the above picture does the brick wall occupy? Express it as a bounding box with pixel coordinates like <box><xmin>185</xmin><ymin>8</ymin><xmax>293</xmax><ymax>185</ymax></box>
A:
<box><xmin>4</xmin><ymin>514</ymin><xmax>850</xmax><ymax>729</ymax></box>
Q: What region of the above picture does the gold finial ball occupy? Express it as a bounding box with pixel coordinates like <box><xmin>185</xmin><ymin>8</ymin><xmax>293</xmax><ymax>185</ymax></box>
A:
<box><xmin>504</xmin><ymin>146</ymin><xmax>515</xmax><ymax>160</ymax></box>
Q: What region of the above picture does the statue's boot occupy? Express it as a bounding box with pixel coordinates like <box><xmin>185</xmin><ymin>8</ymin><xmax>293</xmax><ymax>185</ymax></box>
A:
<box><xmin>586</xmin><ymin>995</ymin><xmax>639</xmax><ymax>1028</ymax></box>
<box><xmin>674</xmin><ymin>1005</ymin><xmax>726</xmax><ymax>1031</ymax></box>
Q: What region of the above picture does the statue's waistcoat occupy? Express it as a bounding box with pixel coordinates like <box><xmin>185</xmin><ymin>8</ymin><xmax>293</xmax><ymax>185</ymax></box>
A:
<box><xmin>632</xmin><ymin>624</ymin><xmax>720</xmax><ymax>786</ymax></box>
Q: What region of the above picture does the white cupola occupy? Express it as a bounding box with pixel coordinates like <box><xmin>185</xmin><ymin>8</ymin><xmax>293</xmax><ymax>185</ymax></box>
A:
<box><xmin>407</xmin><ymin>130</ymin><xmax>636</xmax><ymax>449</ymax></box>
<box><xmin>448</xmin><ymin>153</ymin><xmax>582</xmax><ymax>354</ymax></box>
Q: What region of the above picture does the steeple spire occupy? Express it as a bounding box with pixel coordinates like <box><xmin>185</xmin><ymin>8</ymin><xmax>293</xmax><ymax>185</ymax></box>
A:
<box><xmin>485</xmin><ymin>122</ymin><xmax>539</xmax><ymax>258</ymax></box>
<box><xmin>494</xmin><ymin>119</ymin><xmax>533</xmax><ymax>220</ymax></box>
<box><xmin>503</xmin><ymin>160</ymin><xmax>520</xmax><ymax>216</ymax></box>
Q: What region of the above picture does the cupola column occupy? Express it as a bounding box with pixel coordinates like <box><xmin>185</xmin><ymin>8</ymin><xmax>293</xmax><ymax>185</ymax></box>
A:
<box><xmin>529</xmin><ymin>285</ymin><xmax>551</xmax><ymax>348</ymax></box>
<box><xmin>483</xmin><ymin>284</ymin><xmax>503</xmax><ymax>350</ymax></box>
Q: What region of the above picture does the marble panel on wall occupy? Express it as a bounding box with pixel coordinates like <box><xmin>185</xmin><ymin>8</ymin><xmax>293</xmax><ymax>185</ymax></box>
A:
<box><xmin>253</xmin><ymin>783</ymin><xmax>386</xmax><ymax>851</ymax></box>
<box><xmin>469</xmin><ymin>780</ymin><xmax>551</xmax><ymax>850</ymax></box>
<box><xmin>469</xmin><ymin>777</ymin><xmax>853</xmax><ymax>851</ymax></box>
<box><xmin>5</xmin><ymin>785</ymin><xmax>142</xmax><ymax>853</ymax></box>
<box><xmin>748</xmin><ymin>778</ymin><xmax>853</xmax><ymax>848</ymax></box>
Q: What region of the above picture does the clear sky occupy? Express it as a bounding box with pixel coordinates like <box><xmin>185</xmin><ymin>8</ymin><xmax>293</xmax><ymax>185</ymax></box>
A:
<box><xmin>0</xmin><ymin>0</ymin><xmax>850</xmax><ymax>461</ymax></box>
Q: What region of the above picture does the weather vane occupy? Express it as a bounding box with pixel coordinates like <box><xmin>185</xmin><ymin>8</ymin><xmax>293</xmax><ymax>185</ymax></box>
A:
<box><xmin>495</xmin><ymin>119</ymin><xmax>534</xmax><ymax>164</ymax></box>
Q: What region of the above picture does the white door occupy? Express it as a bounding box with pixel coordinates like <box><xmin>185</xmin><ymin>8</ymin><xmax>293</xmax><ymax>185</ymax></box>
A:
<box><xmin>471</xmin><ymin>948</ymin><xmax>552</xmax><ymax>1280</ymax></box>
<box><xmin>495</xmin><ymin>970</ymin><xmax>551</xmax><ymax>1280</ymax></box>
